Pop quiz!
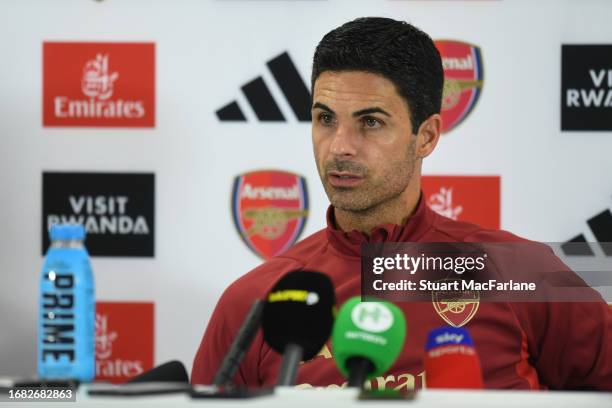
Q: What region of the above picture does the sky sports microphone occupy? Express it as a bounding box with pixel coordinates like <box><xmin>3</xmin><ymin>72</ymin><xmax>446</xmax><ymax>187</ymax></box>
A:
<box><xmin>261</xmin><ymin>270</ymin><xmax>336</xmax><ymax>386</ymax></box>
<box><xmin>332</xmin><ymin>297</ymin><xmax>406</xmax><ymax>388</ymax></box>
<box><xmin>424</xmin><ymin>326</ymin><xmax>484</xmax><ymax>389</ymax></box>
<box><xmin>212</xmin><ymin>299</ymin><xmax>264</xmax><ymax>386</ymax></box>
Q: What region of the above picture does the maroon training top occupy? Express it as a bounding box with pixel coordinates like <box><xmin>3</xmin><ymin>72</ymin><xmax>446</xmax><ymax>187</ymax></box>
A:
<box><xmin>191</xmin><ymin>197</ymin><xmax>612</xmax><ymax>390</ymax></box>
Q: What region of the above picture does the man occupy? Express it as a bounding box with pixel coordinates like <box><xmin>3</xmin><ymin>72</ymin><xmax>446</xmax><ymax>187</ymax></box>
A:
<box><xmin>192</xmin><ymin>17</ymin><xmax>612</xmax><ymax>390</ymax></box>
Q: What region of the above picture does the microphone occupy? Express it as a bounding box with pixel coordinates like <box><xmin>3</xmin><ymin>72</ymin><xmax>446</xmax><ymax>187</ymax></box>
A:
<box><xmin>212</xmin><ymin>299</ymin><xmax>265</xmax><ymax>386</ymax></box>
<box><xmin>331</xmin><ymin>297</ymin><xmax>406</xmax><ymax>388</ymax></box>
<box><xmin>261</xmin><ymin>270</ymin><xmax>336</xmax><ymax>386</ymax></box>
<box><xmin>424</xmin><ymin>326</ymin><xmax>483</xmax><ymax>389</ymax></box>
<box><xmin>126</xmin><ymin>360</ymin><xmax>189</xmax><ymax>383</ymax></box>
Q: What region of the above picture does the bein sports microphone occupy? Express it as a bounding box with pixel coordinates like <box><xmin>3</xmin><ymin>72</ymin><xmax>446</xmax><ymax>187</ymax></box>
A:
<box><xmin>212</xmin><ymin>299</ymin><xmax>265</xmax><ymax>386</ymax></box>
<box><xmin>332</xmin><ymin>297</ymin><xmax>406</xmax><ymax>388</ymax></box>
<box><xmin>424</xmin><ymin>326</ymin><xmax>483</xmax><ymax>389</ymax></box>
<box><xmin>261</xmin><ymin>270</ymin><xmax>336</xmax><ymax>386</ymax></box>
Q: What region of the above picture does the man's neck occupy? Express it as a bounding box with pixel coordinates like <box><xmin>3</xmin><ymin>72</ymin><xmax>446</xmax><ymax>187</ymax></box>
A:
<box><xmin>333</xmin><ymin>189</ymin><xmax>421</xmax><ymax>235</ymax></box>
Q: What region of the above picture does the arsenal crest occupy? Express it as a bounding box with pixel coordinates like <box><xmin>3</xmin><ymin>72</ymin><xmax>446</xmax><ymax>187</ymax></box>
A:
<box><xmin>231</xmin><ymin>170</ymin><xmax>309</xmax><ymax>259</ymax></box>
<box><xmin>435</xmin><ymin>40</ymin><xmax>484</xmax><ymax>134</ymax></box>
<box><xmin>432</xmin><ymin>279</ymin><xmax>480</xmax><ymax>327</ymax></box>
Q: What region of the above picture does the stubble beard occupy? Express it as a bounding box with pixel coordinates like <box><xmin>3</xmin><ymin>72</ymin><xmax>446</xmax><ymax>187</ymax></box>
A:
<box><xmin>319</xmin><ymin>144</ymin><xmax>417</xmax><ymax>215</ymax></box>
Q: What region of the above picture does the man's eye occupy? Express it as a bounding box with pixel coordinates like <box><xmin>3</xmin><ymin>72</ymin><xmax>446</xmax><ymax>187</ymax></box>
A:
<box><xmin>318</xmin><ymin>113</ymin><xmax>334</xmax><ymax>125</ymax></box>
<box><xmin>362</xmin><ymin>117</ymin><xmax>382</xmax><ymax>129</ymax></box>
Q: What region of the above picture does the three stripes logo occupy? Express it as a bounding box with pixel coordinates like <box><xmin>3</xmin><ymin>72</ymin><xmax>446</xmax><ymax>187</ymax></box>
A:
<box><xmin>216</xmin><ymin>52</ymin><xmax>311</xmax><ymax>122</ymax></box>
<box><xmin>562</xmin><ymin>207</ymin><xmax>612</xmax><ymax>256</ymax></box>
<box><xmin>559</xmin><ymin>204</ymin><xmax>612</xmax><ymax>303</ymax></box>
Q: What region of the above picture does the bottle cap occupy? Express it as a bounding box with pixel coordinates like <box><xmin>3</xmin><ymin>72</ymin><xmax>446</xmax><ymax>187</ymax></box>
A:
<box><xmin>67</xmin><ymin>225</ymin><xmax>86</xmax><ymax>241</ymax></box>
<box><xmin>49</xmin><ymin>224</ymin><xmax>69</xmax><ymax>241</ymax></box>
<box><xmin>49</xmin><ymin>224</ymin><xmax>86</xmax><ymax>241</ymax></box>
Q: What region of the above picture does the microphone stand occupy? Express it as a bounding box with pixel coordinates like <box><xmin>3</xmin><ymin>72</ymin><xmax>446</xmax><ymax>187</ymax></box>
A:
<box><xmin>276</xmin><ymin>343</ymin><xmax>303</xmax><ymax>386</ymax></box>
<box><xmin>346</xmin><ymin>357</ymin><xmax>374</xmax><ymax>388</ymax></box>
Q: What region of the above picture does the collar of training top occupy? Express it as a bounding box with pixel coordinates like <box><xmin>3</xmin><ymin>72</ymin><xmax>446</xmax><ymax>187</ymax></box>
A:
<box><xmin>325</xmin><ymin>192</ymin><xmax>435</xmax><ymax>257</ymax></box>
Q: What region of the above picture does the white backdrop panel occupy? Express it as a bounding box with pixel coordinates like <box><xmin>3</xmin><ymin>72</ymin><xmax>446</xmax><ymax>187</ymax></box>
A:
<box><xmin>0</xmin><ymin>0</ymin><xmax>610</xmax><ymax>377</ymax></box>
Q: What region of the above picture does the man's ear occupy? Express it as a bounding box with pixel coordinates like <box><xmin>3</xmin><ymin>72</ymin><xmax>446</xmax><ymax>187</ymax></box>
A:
<box><xmin>416</xmin><ymin>114</ymin><xmax>442</xmax><ymax>158</ymax></box>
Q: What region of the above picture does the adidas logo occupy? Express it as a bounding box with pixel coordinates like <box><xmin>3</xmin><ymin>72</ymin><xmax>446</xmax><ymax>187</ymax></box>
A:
<box><xmin>559</xmin><ymin>205</ymin><xmax>612</xmax><ymax>299</ymax></box>
<box><xmin>216</xmin><ymin>51</ymin><xmax>311</xmax><ymax>122</ymax></box>
<box><xmin>562</xmin><ymin>208</ymin><xmax>612</xmax><ymax>256</ymax></box>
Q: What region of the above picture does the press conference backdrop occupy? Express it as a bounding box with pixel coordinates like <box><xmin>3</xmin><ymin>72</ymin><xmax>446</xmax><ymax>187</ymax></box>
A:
<box><xmin>1</xmin><ymin>0</ymin><xmax>611</xmax><ymax>385</ymax></box>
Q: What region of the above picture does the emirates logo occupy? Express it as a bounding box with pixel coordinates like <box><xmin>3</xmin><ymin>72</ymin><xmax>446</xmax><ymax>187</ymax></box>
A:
<box><xmin>428</xmin><ymin>187</ymin><xmax>463</xmax><ymax>220</ymax></box>
<box><xmin>95</xmin><ymin>313</ymin><xmax>118</xmax><ymax>360</ymax></box>
<box><xmin>81</xmin><ymin>54</ymin><xmax>118</xmax><ymax>100</ymax></box>
<box><xmin>94</xmin><ymin>302</ymin><xmax>153</xmax><ymax>383</ymax></box>
<box><xmin>43</xmin><ymin>42</ymin><xmax>155</xmax><ymax>127</ymax></box>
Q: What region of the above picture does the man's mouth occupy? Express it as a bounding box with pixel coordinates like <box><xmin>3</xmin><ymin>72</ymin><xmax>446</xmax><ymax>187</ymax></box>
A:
<box><xmin>327</xmin><ymin>171</ymin><xmax>365</xmax><ymax>188</ymax></box>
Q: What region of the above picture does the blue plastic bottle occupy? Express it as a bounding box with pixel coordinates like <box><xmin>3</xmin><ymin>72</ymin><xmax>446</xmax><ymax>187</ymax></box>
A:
<box><xmin>38</xmin><ymin>224</ymin><xmax>95</xmax><ymax>381</ymax></box>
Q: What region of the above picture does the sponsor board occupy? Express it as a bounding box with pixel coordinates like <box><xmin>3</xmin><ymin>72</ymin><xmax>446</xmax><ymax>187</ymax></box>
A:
<box><xmin>95</xmin><ymin>302</ymin><xmax>154</xmax><ymax>384</ymax></box>
<box><xmin>563</xmin><ymin>206</ymin><xmax>612</xmax><ymax>256</ymax></box>
<box><xmin>217</xmin><ymin>52</ymin><xmax>311</xmax><ymax>122</ymax></box>
<box><xmin>561</xmin><ymin>44</ymin><xmax>612</xmax><ymax>131</ymax></box>
<box><xmin>42</xmin><ymin>172</ymin><xmax>155</xmax><ymax>257</ymax></box>
<box><xmin>422</xmin><ymin>175</ymin><xmax>500</xmax><ymax>229</ymax></box>
<box><xmin>43</xmin><ymin>42</ymin><xmax>155</xmax><ymax>127</ymax></box>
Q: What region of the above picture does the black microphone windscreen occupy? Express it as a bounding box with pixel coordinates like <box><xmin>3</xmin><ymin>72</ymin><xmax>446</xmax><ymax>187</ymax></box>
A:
<box><xmin>126</xmin><ymin>360</ymin><xmax>189</xmax><ymax>384</ymax></box>
<box><xmin>262</xmin><ymin>270</ymin><xmax>335</xmax><ymax>361</ymax></box>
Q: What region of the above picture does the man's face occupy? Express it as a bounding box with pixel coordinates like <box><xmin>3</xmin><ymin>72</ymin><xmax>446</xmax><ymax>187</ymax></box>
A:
<box><xmin>312</xmin><ymin>71</ymin><xmax>418</xmax><ymax>213</ymax></box>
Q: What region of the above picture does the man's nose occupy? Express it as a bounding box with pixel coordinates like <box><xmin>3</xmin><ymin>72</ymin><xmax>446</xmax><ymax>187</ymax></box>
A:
<box><xmin>329</xmin><ymin>124</ymin><xmax>358</xmax><ymax>157</ymax></box>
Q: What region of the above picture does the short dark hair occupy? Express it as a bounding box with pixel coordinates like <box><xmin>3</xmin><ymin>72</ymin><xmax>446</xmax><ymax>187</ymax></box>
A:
<box><xmin>312</xmin><ymin>17</ymin><xmax>443</xmax><ymax>134</ymax></box>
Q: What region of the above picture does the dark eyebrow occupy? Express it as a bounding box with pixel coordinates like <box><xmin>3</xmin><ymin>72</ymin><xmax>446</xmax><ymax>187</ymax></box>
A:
<box><xmin>312</xmin><ymin>102</ymin><xmax>334</xmax><ymax>113</ymax></box>
<box><xmin>312</xmin><ymin>103</ymin><xmax>391</xmax><ymax>118</ymax></box>
<box><xmin>352</xmin><ymin>107</ymin><xmax>391</xmax><ymax>118</ymax></box>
